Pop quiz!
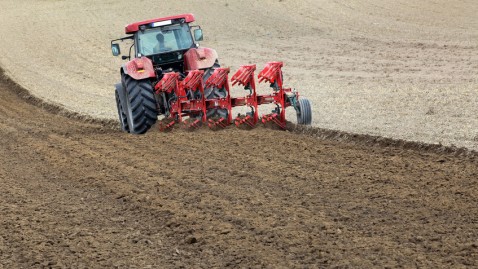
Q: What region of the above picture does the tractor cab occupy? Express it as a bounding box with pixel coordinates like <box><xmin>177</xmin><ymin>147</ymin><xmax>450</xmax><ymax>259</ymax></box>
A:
<box><xmin>111</xmin><ymin>14</ymin><xmax>205</xmax><ymax>72</ymax></box>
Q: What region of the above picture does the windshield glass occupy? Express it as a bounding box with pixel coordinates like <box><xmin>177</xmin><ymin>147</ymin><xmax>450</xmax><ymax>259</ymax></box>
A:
<box><xmin>137</xmin><ymin>24</ymin><xmax>193</xmax><ymax>56</ymax></box>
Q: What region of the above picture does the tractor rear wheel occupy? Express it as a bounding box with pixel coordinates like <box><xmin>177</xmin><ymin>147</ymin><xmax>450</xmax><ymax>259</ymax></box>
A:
<box><xmin>115</xmin><ymin>89</ymin><xmax>129</xmax><ymax>132</ymax></box>
<box><xmin>203</xmin><ymin>61</ymin><xmax>229</xmax><ymax>119</ymax></box>
<box><xmin>203</xmin><ymin>61</ymin><xmax>225</xmax><ymax>99</ymax></box>
<box><xmin>122</xmin><ymin>75</ymin><xmax>157</xmax><ymax>134</ymax></box>
<box><xmin>297</xmin><ymin>98</ymin><xmax>312</xmax><ymax>125</ymax></box>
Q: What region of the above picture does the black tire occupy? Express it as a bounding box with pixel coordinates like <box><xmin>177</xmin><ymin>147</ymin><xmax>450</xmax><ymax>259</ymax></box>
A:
<box><xmin>115</xmin><ymin>89</ymin><xmax>129</xmax><ymax>132</ymax></box>
<box><xmin>203</xmin><ymin>61</ymin><xmax>228</xmax><ymax>119</ymax></box>
<box><xmin>297</xmin><ymin>98</ymin><xmax>312</xmax><ymax>125</ymax></box>
<box><xmin>203</xmin><ymin>61</ymin><xmax>226</xmax><ymax>99</ymax></box>
<box><xmin>123</xmin><ymin>75</ymin><xmax>157</xmax><ymax>134</ymax></box>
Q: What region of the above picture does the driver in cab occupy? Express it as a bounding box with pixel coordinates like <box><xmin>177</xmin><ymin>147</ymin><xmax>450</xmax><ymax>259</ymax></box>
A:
<box><xmin>155</xmin><ymin>33</ymin><xmax>172</xmax><ymax>53</ymax></box>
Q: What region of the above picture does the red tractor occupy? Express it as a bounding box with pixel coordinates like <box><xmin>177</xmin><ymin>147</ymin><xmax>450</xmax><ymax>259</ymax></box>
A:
<box><xmin>111</xmin><ymin>13</ymin><xmax>311</xmax><ymax>134</ymax></box>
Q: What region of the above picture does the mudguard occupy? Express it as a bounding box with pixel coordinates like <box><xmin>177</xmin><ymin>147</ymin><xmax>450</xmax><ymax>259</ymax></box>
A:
<box><xmin>184</xmin><ymin>47</ymin><xmax>218</xmax><ymax>72</ymax></box>
<box><xmin>122</xmin><ymin>56</ymin><xmax>156</xmax><ymax>80</ymax></box>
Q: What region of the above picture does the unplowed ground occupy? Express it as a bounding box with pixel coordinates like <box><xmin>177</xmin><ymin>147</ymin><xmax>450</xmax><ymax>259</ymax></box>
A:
<box><xmin>1</xmin><ymin>75</ymin><xmax>477</xmax><ymax>268</ymax></box>
<box><xmin>1</xmin><ymin>0</ymin><xmax>477</xmax><ymax>149</ymax></box>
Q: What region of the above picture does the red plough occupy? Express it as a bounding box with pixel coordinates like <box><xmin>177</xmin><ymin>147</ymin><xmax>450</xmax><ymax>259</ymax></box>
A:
<box><xmin>153</xmin><ymin>62</ymin><xmax>312</xmax><ymax>131</ymax></box>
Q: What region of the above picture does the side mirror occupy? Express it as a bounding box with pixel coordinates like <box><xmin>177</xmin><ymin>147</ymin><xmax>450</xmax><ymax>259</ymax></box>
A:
<box><xmin>111</xmin><ymin>43</ymin><xmax>121</xmax><ymax>56</ymax></box>
<box><xmin>194</xmin><ymin>29</ymin><xmax>203</xmax><ymax>42</ymax></box>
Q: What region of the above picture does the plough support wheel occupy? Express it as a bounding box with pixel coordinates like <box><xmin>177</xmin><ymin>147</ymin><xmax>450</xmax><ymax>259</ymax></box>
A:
<box><xmin>297</xmin><ymin>98</ymin><xmax>312</xmax><ymax>125</ymax></box>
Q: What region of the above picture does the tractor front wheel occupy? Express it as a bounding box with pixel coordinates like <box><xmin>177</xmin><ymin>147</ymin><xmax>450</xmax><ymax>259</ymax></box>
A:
<box><xmin>123</xmin><ymin>75</ymin><xmax>157</xmax><ymax>134</ymax></box>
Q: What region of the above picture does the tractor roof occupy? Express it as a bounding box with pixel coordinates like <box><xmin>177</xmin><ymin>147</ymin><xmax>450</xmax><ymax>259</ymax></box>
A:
<box><xmin>125</xmin><ymin>13</ymin><xmax>195</xmax><ymax>34</ymax></box>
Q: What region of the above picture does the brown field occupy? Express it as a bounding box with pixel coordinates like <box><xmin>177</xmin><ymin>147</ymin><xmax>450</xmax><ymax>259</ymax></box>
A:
<box><xmin>1</xmin><ymin>71</ymin><xmax>477</xmax><ymax>268</ymax></box>
<box><xmin>0</xmin><ymin>0</ymin><xmax>478</xmax><ymax>268</ymax></box>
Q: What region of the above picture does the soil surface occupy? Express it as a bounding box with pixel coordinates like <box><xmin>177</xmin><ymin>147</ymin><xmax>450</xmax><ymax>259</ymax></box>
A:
<box><xmin>1</xmin><ymin>73</ymin><xmax>477</xmax><ymax>268</ymax></box>
<box><xmin>0</xmin><ymin>0</ymin><xmax>477</xmax><ymax>149</ymax></box>
<box><xmin>0</xmin><ymin>1</ymin><xmax>478</xmax><ymax>267</ymax></box>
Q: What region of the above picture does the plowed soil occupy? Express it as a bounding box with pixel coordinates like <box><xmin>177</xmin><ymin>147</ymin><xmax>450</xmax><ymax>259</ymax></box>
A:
<box><xmin>1</xmin><ymin>74</ymin><xmax>477</xmax><ymax>268</ymax></box>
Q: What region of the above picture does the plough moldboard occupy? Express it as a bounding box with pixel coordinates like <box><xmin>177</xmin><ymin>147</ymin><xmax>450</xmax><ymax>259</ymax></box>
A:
<box><xmin>154</xmin><ymin>62</ymin><xmax>311</xmax><ymax>131</ymax></box>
